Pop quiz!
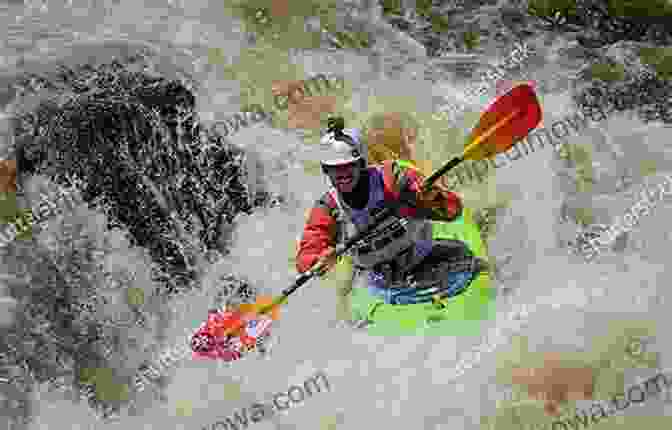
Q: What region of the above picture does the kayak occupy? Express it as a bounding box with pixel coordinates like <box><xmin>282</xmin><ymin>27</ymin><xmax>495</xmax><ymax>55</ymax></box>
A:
<box><xmin>348</xmin><ymin>206</ymin><xmax>497</xmax><ymax>336</ymax></box>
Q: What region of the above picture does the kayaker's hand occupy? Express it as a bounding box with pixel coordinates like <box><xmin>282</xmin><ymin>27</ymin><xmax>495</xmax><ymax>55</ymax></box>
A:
<box><xmin>417</xmin><ymin>186</ymin><xmax>444</xmax><ymax>210</ymax></box>
<box><xmin>313</xmin><ymin>246</ymin><xmax>337</xmax><ymax>276</ymax></box>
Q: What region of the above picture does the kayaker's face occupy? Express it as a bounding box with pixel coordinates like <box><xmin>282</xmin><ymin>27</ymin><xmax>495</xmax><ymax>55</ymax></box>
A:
<box><xmin>325</xmin><ymin>162</ymin><xmax>361</xmax><ymax>193</ymax></box>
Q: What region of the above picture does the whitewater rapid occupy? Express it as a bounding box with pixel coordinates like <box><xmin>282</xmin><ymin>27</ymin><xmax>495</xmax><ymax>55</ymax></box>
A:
<box><xmin>3</xmin><ymin>1</ymin><xmax>671</xmax><ymax>430</ymax></box>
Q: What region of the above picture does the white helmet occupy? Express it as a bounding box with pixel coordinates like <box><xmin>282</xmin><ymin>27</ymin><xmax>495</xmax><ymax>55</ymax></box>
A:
<box><xmin>319</xmin><ymin>118</ymin><xmax>367</xmax><ymax>168</ymax></box>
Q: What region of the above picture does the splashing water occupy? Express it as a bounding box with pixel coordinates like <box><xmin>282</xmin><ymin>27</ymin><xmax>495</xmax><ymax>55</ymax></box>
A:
<box><xmin>3</xmin><ymin>2</ymin><xmax>672</xmax><ymax>430</ymax></box>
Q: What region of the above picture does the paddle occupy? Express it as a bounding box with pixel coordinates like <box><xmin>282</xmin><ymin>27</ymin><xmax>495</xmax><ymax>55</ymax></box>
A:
<box><xmin>423</xmin><ymin>83</ymin><xmax>542</xmax><ymax>190</ymax></box>
<box><xmin>218</xmin><ymin>83</ymin><xmax>542</xmax><ymax>336</ymax></box>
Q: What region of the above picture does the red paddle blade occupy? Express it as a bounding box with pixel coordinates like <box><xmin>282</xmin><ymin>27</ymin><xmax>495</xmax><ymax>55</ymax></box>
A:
<box><xmin>464</xmin><ymin>83</ymin><xmax>542</xmax><ymax>160</ymax></box>
<box><xmin>213</xmin><ymin>312</ymin><xmax>246</xmax><ymax>338</ymax></box>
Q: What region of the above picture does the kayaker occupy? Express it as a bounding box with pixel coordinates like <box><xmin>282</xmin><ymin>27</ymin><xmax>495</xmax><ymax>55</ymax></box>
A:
<box><xmin>296</xmin><ymin>117</ymin><xmax>487</xmax><ymax>320</ymax></box>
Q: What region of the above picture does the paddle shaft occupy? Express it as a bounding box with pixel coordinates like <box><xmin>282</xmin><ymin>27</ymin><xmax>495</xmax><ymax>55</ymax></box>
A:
<box><xmin>423</xmin><ymin>156</ymin><xmax>464</xmax><ymax>192</ymax></box>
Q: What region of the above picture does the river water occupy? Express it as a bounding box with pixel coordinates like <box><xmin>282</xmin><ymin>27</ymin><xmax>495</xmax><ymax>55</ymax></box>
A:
<box><xmin>1</xmin><ymin>1</ymin><xmax>671</xmax><ymax>430</ymax></box>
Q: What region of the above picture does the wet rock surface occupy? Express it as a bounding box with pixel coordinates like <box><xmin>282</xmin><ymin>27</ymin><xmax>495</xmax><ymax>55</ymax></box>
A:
<box><xmin>5</xmin><ymin>52</ymin><xmax>273</xmax><ymax>291</ymax></box>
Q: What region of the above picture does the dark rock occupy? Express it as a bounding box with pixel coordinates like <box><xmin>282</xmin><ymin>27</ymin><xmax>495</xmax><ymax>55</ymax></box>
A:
<box><xmin>10</xmin><ymin>58</ymin><xmax>255</xmax><ymax>294</ymax></box>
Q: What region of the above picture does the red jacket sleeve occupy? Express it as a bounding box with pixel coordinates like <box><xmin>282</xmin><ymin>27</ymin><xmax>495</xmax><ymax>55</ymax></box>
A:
<box><xmin>295</xmin><ymin>193</ymin><xmax>338</xmax><ymax>273</ymax></box>
<box><xmin>381</xmin><ymin>160</ymin><xmax>462</xmax><ymax>222</ymax></box>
